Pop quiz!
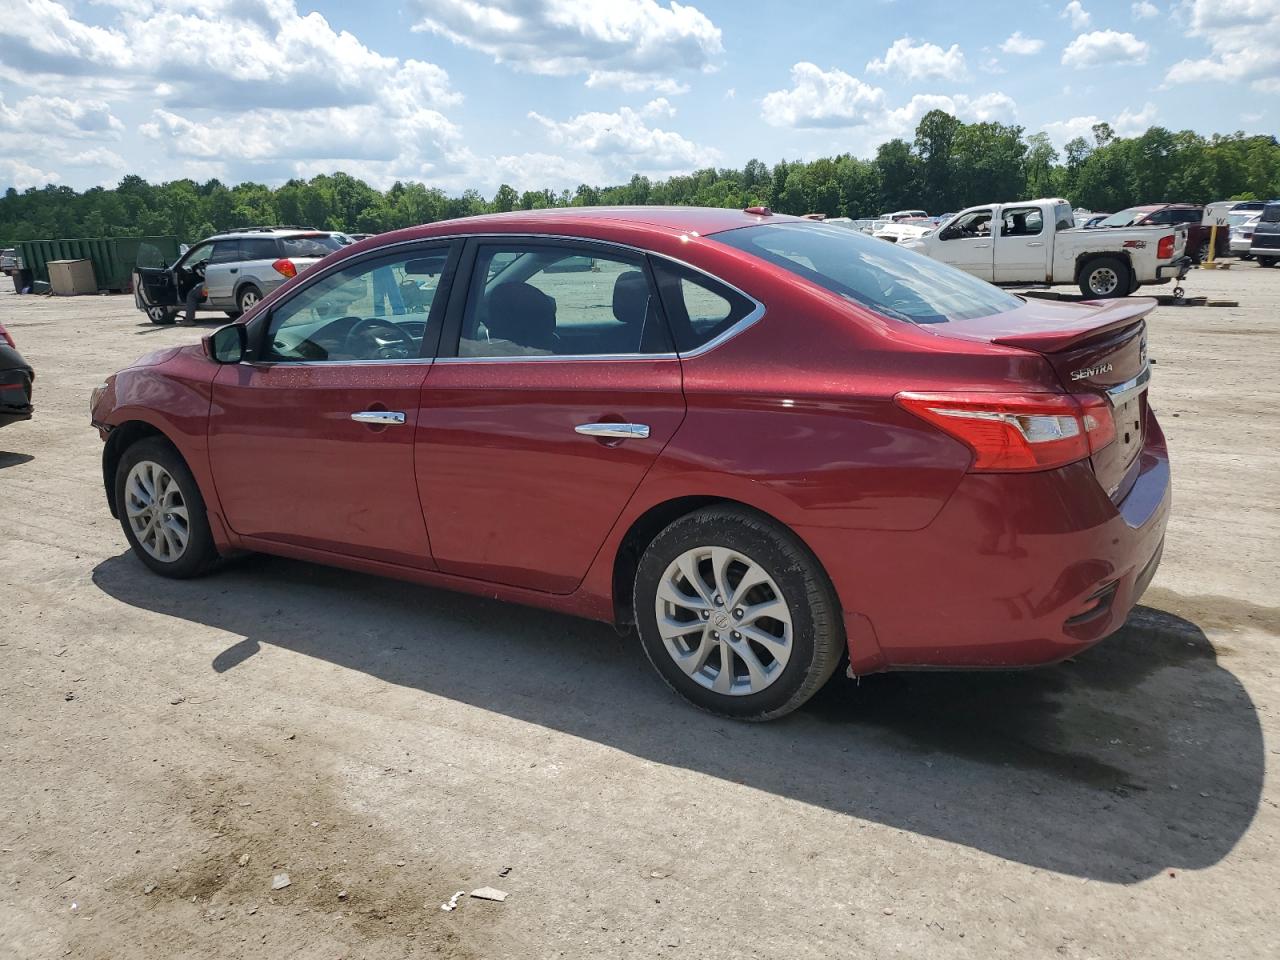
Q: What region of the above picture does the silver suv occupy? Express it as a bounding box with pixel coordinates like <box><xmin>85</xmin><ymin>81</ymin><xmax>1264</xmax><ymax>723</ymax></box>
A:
<box><xmin>133</xmin><ymin>227</ymin><xmax>348</xmax><ymax>324</ymax></box>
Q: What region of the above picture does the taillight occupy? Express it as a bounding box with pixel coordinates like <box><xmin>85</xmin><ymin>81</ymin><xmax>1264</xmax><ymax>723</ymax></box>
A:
<box><xmin>1157</xmin><ymin>234</ymin><xmax>1175</xmax><ymax>259</ymax></box>
<box><xmin>272</xmin><ymin>258</ymin><xmax>297</xmax><ymax>279</ymax></box>
<box><xmin>896</xmin><ymin>392</ymin><xmax>1116</xmax><ymax>472</ymax></box>
<box><xmin>0</xmin><ymin>323</ymin><xmax>14</xmax><ymax>349</ymax></box>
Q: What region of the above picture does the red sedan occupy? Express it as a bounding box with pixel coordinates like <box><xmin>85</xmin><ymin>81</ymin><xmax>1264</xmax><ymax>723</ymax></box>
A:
<box><xmin>90</xmin><ymin>207</ymin><xmax>1170</xmax><ymax>720</ymax></box>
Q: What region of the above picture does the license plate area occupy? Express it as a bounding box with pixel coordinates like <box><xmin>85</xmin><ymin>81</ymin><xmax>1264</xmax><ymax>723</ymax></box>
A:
<box><xmin>1112</xmin><ymin>389</ymin><xmax>1146</xmax><ymax>471</ymax></box>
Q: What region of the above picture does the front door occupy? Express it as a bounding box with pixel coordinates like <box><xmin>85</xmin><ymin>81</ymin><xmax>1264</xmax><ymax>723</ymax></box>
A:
<box><xmin>416</xmin><ymin>239</ymin><xmax>686</xmax><ymax>594</ymax></box>
<box><xmin>936</xmin><ymin>208</ymin><xmax>995</xmax><ymax>280</ymax></box>
<box><xmin>202</xmin><ymin>239</ymin><xmax>241</xmax><ymax>308</ymax></box>
<box><xmin>208</xmin><ymin>243</ymin><xmax>457</xmax><ymax>568</ymax></box>
<box><xmin>993</xmin><ymin>205</ymin><xmax>1048</xmax><ymax>283</ymax></box>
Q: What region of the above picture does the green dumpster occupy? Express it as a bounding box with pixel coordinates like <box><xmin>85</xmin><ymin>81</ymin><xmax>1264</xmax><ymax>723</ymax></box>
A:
<box><xmin>5</xmin><ymin>236</ymin><xmax>181</xmax><ymax>292</ymax></box>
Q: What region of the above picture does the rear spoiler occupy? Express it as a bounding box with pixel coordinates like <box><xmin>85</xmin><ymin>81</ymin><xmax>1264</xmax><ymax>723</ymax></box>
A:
<box><xmin>991</xmin><ymin>298</ymin><xmax>1155</xmax><ymax>353</ymax></box>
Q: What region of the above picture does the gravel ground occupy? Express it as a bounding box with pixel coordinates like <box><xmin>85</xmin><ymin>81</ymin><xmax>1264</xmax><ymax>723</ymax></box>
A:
<box><xmin>1</xmin><ymin>263</ymin><xmax>1276</xmax><ymax>959</ymax></box>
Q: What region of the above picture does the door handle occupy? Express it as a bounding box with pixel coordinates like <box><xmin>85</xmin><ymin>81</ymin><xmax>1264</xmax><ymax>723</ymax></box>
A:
<box><xmin>975</xmin><ymin>243</ymin><xmax>991</xmax><ymax>248</ymax></box>
<box><xmin>351</xmin><ymin>411</ymin><xmax>406</xmax><ymax>425</ymax></box>
<box><xmin>1028</xmin><ymin>242</ymin><xmax>1045</xmax><ymax>247</ymax></box>
<box><xmin>575</xmin><ymin>422</ymin><xmax>650</xmax><ymax>440</ymax></box>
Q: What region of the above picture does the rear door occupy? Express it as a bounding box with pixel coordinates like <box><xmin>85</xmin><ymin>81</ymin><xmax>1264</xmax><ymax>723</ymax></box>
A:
<box><xmin>203</xmin><ymin>240</ymin><xmax>241</xmax><ymax>307</ymax></box>
<box><xmin>415</xmin><ymin>238</ymin><xmax>685</xmax><ymax>594</ymax></box>
<box><xmin>935</xmin><ymin>208</ymin><xmax>995</xmax><ymax>280</ymax></box>
<box><xmin>994</xmin><ymin>205</ymin><xmax>1048</xmax><ymax>283</ymax></box>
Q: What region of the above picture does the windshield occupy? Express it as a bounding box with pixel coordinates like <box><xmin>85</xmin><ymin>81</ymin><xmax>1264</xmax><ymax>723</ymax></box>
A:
<box><xmin>1097</xmin><ymin>207</ymin><xmax>1153</xmax><ymax>228</ymax></box>
<box><xmin>713</xmin><ymin>221</ymin><xmax>1021</xmax><ymax>325</ymax></box>
<box><xmin>279</xmin><ymin>234</ymin><xmax>345</xmax><ymax>258</ymax></box>
<box><xmin>1228</xmin><ymin>211</ymin><xmax>1257</xmax><ymax>226</ymax></box>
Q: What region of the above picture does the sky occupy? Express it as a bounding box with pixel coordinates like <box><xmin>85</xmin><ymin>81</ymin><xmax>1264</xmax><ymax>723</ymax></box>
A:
<box><xmin>0</xmin><ymin>0</ymin><xmax>1276</xmax><ymax>194</ymax></box>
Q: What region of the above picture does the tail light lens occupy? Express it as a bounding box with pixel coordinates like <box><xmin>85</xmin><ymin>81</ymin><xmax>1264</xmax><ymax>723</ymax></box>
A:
<box><xmin>272</xmin><ymin>258</ymin><xmax>297</xmax><ymax>279</ymax></box>
<box><xmin>1157</xmin><ymin>234</ymin><xmax>1175</xmax><ymax>259</ymax></box>
<box><xmin>0</xmin><ymin>323</ymin><xmax>14</xmax><ymax>349</ymax></box>
<box><xmin>896</xmin><ymin>392</ymin><xmax>1116</xmax><ymax>472</ymax></box>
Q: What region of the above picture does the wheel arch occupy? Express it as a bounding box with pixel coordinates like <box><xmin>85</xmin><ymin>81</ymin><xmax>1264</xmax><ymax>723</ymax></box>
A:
<box><xmin>102</xmin><ymin>420</ymin><xmax>181</xmax><ymax>518</ymax></box>
<box><xmin>610</xmin><ymin>494</ymin><xmax>831</xmax><ymax>628</ymax></box>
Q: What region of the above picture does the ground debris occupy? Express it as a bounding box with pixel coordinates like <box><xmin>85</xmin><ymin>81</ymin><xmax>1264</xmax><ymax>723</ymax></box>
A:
<box><xmin>470</xmin><ymin>886</ymin><xmax>508</xmax><ymax>902</ymax></box>
<box><xmin>440</xmin><ymin>891</ymin><xmax>466</xmax><ymax>912</ymax></box>
<box><xmin>271</xmin><ymin>873</ymin><xmax>291</xmax><ymax>890</ymax></box>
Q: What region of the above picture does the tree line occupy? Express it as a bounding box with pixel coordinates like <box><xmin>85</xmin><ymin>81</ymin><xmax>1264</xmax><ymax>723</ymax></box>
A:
<box><xmin>3</xmin><ymin>112</ymin><xmax>1278</xmax><ymax>244</ymax></box>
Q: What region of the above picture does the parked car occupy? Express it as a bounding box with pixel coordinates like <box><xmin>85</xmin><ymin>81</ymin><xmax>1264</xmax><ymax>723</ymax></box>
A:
<box><xmin>873</xmin><ymin>217</ymin><xmax>935</xmax><ymax>243</ymax></box>
<box><xmin>1095</xmin><ymin>204</ymin><xmax>1226</xmax><ymax>262</ymax></box>
<box><xmin>0</xmin><ymin>248</ymin><xmax>19</xmax><ymax>274</ymax></box>
<box><xmin>133</xmin><ymin>227</ymin><xmax>347</xmax><ymax>324</ymax></box>
<box><xmin>1249</xmin><ymin>201</ymin><xmax>1280</xmax><ymax>267</ymax></box>
<box><xmin>1</xmin><ymin>322</ymin><xmax>34</xmax><ymax>427</ymax></box>
<box><xmin>90</xmin><ymin>206</ymin><xmax>1170</xmax><ymax>721</ymax></box>
<box><xmin>878</xmin><ymin>209</ymin><xmax>929</xmax><ymax>222</ymax></box>
<box><xmin>899</xmin><ymin>198</ymin><xmax>1191</xmax><ymax>297</ymax></box>
<box><xmin>1228</xmin><ymin>212</ymin><xmax>1262</xmax><ymax>258</ymax></box>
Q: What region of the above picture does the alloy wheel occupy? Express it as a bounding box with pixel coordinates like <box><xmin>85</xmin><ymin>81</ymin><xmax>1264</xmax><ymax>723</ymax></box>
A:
<box><xmin>124</xmin><ymin>460</ymin><xmax>190</xmax><ymax>563</ymax></box>
<box><xmin>239</xmin><ymin>289</ymin><xmax>260</xmax><ymax>310</ymax></box>
<box><xmin>654</xmin><ymin>546</ymin><xmax>793</xmax><ymax>696</ymax></box>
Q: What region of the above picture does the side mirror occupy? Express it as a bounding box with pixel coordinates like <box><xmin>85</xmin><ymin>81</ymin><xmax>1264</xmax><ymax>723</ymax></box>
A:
<box><xmin>204</xmin><ymin>323</ymin><xmax>247</xmax><ymax>364</ymax></box>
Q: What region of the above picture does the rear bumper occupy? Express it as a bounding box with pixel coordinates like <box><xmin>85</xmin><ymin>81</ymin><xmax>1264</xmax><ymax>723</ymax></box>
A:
<box><xmin>1156</xmin><ymin>256</ymin><xmax>1192</xmax><ymax>281</ymax></box>
<box><xmin>801</xmin><ymin>411</ymin><xmax>1171</xmax><ymax>674</ymax></box>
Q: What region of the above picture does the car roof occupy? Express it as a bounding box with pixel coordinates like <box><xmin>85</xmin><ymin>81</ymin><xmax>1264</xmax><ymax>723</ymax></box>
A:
<box><xmin>394</xmin><ymin>206</ymin><xmax>801</xmax><ymax>241</ymax></box>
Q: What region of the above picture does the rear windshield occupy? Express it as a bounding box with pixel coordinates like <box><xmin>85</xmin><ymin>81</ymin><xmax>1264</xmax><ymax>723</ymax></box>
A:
<box><xmin>278</xmin><ymin>234</ymin><xmax>345</xmax><ymax>258</ymax></box>
<box><xmin>712</xmin><ymin>221</ymin><xmax>1021</xmax><ymax>324</ymax></box>
<box><xmin>1262</xmin><ymin>205</ymin><xmax>1280</xmax><ymax>224</ymax></box>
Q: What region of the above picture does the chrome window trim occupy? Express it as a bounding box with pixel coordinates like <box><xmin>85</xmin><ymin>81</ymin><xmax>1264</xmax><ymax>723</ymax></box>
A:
<box><xmin>258</xmin><ymin>231</ymin><xmax>767</xmax><ymax>365</ymax></box>
<box><xmin>435</xmin><ymin>353</ymin><xmax>679</xmax><ymax>365</ymax></box>
<box><xmin>1105</xmin><ymin>365</ymin><xmax>1150</xmax><ymax>407</ymax></box>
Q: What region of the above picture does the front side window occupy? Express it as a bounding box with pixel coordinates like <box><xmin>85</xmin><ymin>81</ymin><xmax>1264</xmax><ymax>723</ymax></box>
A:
<box><xmin>266</xmin><ymin>247</ymin><xmax>451</xmax><ymax>362</ymax></box>
<box><xmin>1000</xmin><ymin>207</ymin><xmax>1044</xmax><ymax>237</ymax></box>
<box><xmin>458</xmin><ymin>244</ymin><xmax>672</xmax><ymax>358</ymax></box>
<box><xmin>713</xmin><ymin>221</ymin><xmax>1021</xmax><ymax>325</ymax></box>
<box><xmin>938</xmin><ymin>209</ymin><xmax>993</xmax><ymax>240</ymax></box>
<box><xmin>181</xmin><ymin>242</ymin><xmax>215</xmax><ymax>269</ymax></box>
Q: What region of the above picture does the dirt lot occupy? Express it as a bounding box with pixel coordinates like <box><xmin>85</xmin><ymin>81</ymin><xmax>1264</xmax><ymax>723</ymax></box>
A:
<box><xmin>1</xmin><ymin>263</ymin><xmax>1277</xmax><ymax>959</ymax></box>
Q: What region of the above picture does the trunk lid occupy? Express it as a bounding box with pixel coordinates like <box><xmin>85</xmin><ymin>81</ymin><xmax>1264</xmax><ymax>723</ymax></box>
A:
<box><xmin>928</xmin><ymin>296</ymin><xmax>1153</xmax><ymax>500</ymax></box>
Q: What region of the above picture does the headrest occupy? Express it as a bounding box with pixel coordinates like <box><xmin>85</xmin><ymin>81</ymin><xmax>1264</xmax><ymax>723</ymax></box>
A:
<box><xmin>486</xmin><ymin>282</ymin><xmax>556</xmax><ymax>349</ymax></box>
<box><xmin>612</xmin><ymin>270</ymin><xmax>650</xmax><ymax>327</ymax></box>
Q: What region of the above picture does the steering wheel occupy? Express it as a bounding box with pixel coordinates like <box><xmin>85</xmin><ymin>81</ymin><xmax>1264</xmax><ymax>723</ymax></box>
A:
<box><xmin>342</xmin><ymin>316</ymin><xmax>416</xmax><ymax>360</ymax></box>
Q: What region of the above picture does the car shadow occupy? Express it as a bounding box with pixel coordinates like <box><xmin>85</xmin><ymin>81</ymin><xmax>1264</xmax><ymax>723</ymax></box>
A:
<box><xmin>0</xmin><ymin>451</ymin><xmax>34</xmax><ymax>468</ymax></box>
<box><xmin>90</xmin><ymin>552</ymin><xmax>1264</xmax><ymax>884</ymax></box>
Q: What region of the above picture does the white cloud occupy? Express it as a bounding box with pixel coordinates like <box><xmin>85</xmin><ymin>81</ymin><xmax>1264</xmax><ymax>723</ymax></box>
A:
<box><xmin>762</xmin><ymin>63</ymin><xmax>887</xmax><ymax>128</ymax></box>
<box><xmin>641</xmin><ymin>97</ymin><xmax>676</xmax><ymax>118</ymax></box>
<box><xmin>411</xmin><ymin>0</ymin><xmax>723</xmax><ymax>92</ymax></box>
<box><xmin>1164</xmin><ymin>0</ymin><xmax>1280</xmax><ymax>94</ymax></box>
<box><xmin>0</xmin><ymin>94</ymin><xmax>123</xmax><ymax>138</ymax></box>
<box><xmin>0</xmin><ymin>156</ymin><xmax>60</xmax><ymax>189</ymax></box>
<box><xmin>1040</xmin><ymin>102</ymin><xmax>1158</xmax><ymax>147</ymax></box>
<box><xmin>529</xmin><ymin>105</ymin><xmax>717</xmax><ymax>176</ymax></box>
<box><xmin>1062</xmin><ymin>30</ymin><xmax>1150</xmax><ymax>68</ymax></box>
<box><xmin>867</xmin><ymin>37</ymin><xmax>968</xmax><ymax>81</ymax></box>
<box><xmin>886</xmin><ymin>92</ymin><xmax>1019</xmax><ymax>134</ymax></box>
<box><xmin>1000</xmin><ymin>32</ymin><xmax>1045</xmax><ymax>55</ymax></box>
<box><xmin>1132</xmin><ymin>1</ymin><xmax>1159</xmax><ymax>19</ymax></box>
<box><xmin>1062</xmin><ymin>1</ymin><xmax>1091</xmax><ymax>29</ymax></box>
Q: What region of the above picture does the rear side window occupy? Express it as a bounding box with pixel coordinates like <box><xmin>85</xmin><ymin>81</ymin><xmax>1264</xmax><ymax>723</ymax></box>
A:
<box><xmin>240</xmin><ymin>238</ymin><xmax>279</xmax><ymax>260</ymax></box>
<box><xmin>714</xmin><ymin>221</ymin><xmax>1021</xmax><ymax>325</ymax></box>
<box><xmin>650</xmin><ymin>260</ymin><xmax>756</xmax><ymax>353</ymax></box>
<box><xmin>209</xmin><ymin>241</ymin><xmax>239</xmax><ymax>264</ymax></box>
<box><xmin>1262</xmin><ymin>205</ymin><xmax>1280</xmax><ymax>224</ymax></box>
<box><xmin>279</xmin><ymin>234</ymin><xmax>344</xmax><ymax>258</ymax></box>
<box><xmin>1000</xmin><ymin>207</ymin><xmax>1044</xmax><ymax>236</ymax></box>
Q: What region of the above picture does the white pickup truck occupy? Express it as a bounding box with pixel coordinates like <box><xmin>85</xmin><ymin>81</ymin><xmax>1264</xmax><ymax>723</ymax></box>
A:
<box><xmin>898</xmin><ymin>198</ymin><xmax>1191</xmax><ymax>298</ymax></box>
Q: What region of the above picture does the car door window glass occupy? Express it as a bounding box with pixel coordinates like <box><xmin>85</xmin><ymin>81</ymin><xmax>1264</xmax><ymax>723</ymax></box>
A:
<box><xmin>650</xmin><ymin>260</ymin><xmax>756</xmax><ymax>353</ymax></box>
<box><xmin>182</xmin><ymin>242</ymin><xmax>214</xmax><ymax>268</ymax></box>
<box><xmin>459</xmin><ymin>245</ymin><xmax>672</xmax><ymax>358</ymax></box>
<box><xmin>940</xmin><ymin>210</ymin><xmax>992</xmax><ymax>240</ymax></box>
<box><xmin>1000</xmin><ymin>207</ymin><xmax>1044</xmax><ymax>237</ymax></box>
<box><xmin>240</xmin><ymin>238</ymin><xmax>278</xmax><ymax>260</ymax></box>
<box><xmin>209</xmin><ymin>241</ymin><xmax>240</xmax><ymax>264</ymax></box>
<box><xmin>266</xmin><ymin>249</ymin><xmax>450</xmax><ymax>362</ymax></box>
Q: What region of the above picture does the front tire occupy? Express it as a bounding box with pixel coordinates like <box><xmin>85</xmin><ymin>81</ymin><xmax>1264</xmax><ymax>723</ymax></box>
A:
<box><xmin>633</xmin><ymin>506</ymin><xmax>843</xmax><ymax>721</ymax></box>
<box><xmin>1078</xmin><ymin>257</ymin><xmax>1131</xmax><ymax>299</ymax></box>
<box><xmin>115</xmin><ymin>438</ymin><xmax>219</xmax><ymax>578</ymax></box>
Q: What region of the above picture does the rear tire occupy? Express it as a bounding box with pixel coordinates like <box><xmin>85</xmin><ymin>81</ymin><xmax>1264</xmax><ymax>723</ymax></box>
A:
<box><xmin>633</xmin><ymin>506</ymin><xmax>844</xmax><ymax>721</ymax></box>
<box><xmin>1259</xmin><ymin>257</ymin><xmax>1277</xmax><ymax>268</ymax></box>
<box><xmin>1078</xmin><ymin>257</ymin><xmax>1131</xmax><ymax>299</ymax></box>
<box><xmin>146</xmin><ymin>304</ymin><xmax>176</xmax><ymax>325</ymax></box>
<box><xmin>237</xmin><ymin>284</ymin><xmax>263</xmax><ymax>314</ymax></box>
<box><xmin>114</xmin><ymin>437</ymin><xmax>220</xmax><ymax>579</ymax></box>
<box><xmin>1195</xmin><ymin>238</ymin><xmax>1210</xmax><ymax>263</ymax></box>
